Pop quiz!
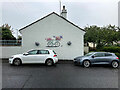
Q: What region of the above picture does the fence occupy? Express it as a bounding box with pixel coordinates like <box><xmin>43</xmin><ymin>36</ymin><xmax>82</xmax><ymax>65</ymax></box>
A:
<box><xmin>0</xmin><ymin>40</ymin><xmax>22</xmax><ymax>46</ymax></box>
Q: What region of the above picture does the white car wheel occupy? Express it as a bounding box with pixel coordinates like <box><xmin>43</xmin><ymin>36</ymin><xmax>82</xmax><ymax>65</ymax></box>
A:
<box><xmin>83</xmin><ymin>60</ymin><xmax>90</xmax><ymax>68</ymax></box>
<box><xmin>46</xmin><ymin>59</ymin><xmax>53</xmax><ymax>66</ymax></box>
<box><xmin>112</xmin><ymin>61</ymin><xmax>119</xmax><ymax>68</ymax></box>
<box><xmin>13</xmin><ymin>59</ymin><xmax>21</xmax><ymax>66</ymax></box>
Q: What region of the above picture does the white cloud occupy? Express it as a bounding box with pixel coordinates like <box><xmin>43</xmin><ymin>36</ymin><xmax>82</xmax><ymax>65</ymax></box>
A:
<box><xmin>1</xmin><ymin>0</ymin><xmax>120</xmax><ymax>2</ymax></box>
<box><xmin>1</xmin><ymin>0</ymin><xmax>119</xmax><ymax>31</ymax></box>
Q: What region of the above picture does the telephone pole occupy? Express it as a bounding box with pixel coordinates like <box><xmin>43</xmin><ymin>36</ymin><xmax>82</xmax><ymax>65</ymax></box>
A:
<box><xmin>59</xmin><ymin>0</ymin><xmax>61</xmax><ymax>15</ymax></box>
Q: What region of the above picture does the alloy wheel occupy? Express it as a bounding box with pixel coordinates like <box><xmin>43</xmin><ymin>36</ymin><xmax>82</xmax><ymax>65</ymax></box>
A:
<box><xmin>112</xmin><ymin>61</ymin><xmax>119</xmax><ymax>68</ymax></box>
<box><xmin>83</xmin><ymin>61</ymin><xmax>90</xmax><ymax>68</ymax></box>
<box><xmin>46</xmin><ymin>60</ymin><xmax>53</xmax><ymax>66</ymax></box>
<box><xmin>13</xmin><ymin>59</ymin><xmax>21</xmax><ymax>66</ymax></box>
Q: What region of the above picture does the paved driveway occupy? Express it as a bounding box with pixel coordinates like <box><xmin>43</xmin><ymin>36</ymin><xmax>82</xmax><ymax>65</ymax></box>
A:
<box><xmin>2</xmin><ymin>61</ymin><xmax>119</xmax><ymax>89</ymax></box>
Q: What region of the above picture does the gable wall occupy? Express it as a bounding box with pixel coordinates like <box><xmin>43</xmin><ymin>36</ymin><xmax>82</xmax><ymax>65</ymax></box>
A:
<box><xmin>20</xmin><ymin>14</ymin><xmax>85</xmax><ymax>60</ymax></box>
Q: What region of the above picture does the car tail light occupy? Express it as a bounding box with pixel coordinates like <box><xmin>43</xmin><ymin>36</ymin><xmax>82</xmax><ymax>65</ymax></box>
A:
<box><xmin>116</xmin><ymin>57</ymin><xmax>119</xmax><ymax>60</ymax></box>
<box><xmin>53</xmin><ymin>55</ymin><xmax>57</xmax><ymax>57</ymax></box>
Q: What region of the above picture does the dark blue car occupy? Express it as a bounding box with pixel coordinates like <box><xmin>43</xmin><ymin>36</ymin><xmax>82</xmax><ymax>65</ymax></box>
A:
<box><xmin>74</xmin><ymin>52</ymin><xmax>119</xmax><ymax>68</ymax></box>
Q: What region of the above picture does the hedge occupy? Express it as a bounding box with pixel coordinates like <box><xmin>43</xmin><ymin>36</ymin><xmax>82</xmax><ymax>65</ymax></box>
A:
<box><xmin>100</xmin><ymin>47</ymin><xmax>120</xmax><ymax>53</ymax></box>
<box><xmin>100</xmin><ymin>46</ymin><xmax>120</xmax><ymax>58</ymax></box>
<box><xmin>115</xmin><ymin>53</ymin><xmax>120</xmax><ymax>58</ymax></box>
<box><xmin>89</xmin><ymin>46</ymin><xmax>120</xmax><ymax>58</ymax></box>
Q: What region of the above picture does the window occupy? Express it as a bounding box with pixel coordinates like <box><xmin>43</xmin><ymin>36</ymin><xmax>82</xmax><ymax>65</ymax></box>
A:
<box><xmin>38</xmin><ymin>50</ymin><xmax>49</xmax><ymax>54</ymax></box>
<box><xmin>85</xmin><ymin>53</ymin><xmax>94</xmax><ymax>56</ymax></box>
<box><xmin>94</xmin><ymin>53</ymin><xmax>105</xmax><ymax>57</ymax></box>
<box><xmin>28</xmin><ymin>50</ymin><xmax>38</xmax><ymax>55</ymax></box>
<box><xmin>105</xmin><ymin>53</ymin><xmax>112</xmax><ymax>56</ymax></box>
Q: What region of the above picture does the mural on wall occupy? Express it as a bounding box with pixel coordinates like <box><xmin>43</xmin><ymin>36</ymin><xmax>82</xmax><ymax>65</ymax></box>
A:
<box><xmin>45</xmin><ymin>36</ymin><xmax>63</xmax><ymax>47</ymax></box>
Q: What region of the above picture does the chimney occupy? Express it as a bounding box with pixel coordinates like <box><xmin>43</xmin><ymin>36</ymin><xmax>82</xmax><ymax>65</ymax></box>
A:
<box><xmin>61</xmin><ymin>6</ymin><xmax>67</xmax><ymax>18</ymax></box>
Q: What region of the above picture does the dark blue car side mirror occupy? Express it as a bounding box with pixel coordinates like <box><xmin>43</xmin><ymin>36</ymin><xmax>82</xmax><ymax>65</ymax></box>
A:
<box><xmin>92</xmin><ymin>56</ymin><xmax>95</xmax><ymax>58</ymax></box>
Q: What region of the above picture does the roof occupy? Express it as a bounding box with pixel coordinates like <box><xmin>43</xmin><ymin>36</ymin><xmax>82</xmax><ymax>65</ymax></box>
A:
<box><xmin>89</xmin><ymin>52</ymin><xmax>113</xmax><ymax>54</ymax></box>
<box><xmin>19</xmin><ymin>12</ymin><xmax>85</xmax><ymax>32</ymax></box>
<box><xmin>28</xmin><ymin>49</ymin><xmax>51</xmax><ymax>51</ymax></box>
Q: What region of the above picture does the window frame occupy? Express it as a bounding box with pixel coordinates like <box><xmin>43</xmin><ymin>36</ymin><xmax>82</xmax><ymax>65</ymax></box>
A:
<box><xmin>105</xmin><ymin>53</ymin><xmax>112</xmax><ymax>57</ymax></box>
<box><xmin>27</xmin><ymin>50</ymin><xmax>38</xmax><ymax>55</ymax></box>
<box><xmin>38</xmin><ymin>50</ymin><xmax>50</xmax><ymax>54</ymax></box>
<box><xmin>94</xmin><ymin>53</ymin><xmax>105</xmax><ymax>57</ymax></box>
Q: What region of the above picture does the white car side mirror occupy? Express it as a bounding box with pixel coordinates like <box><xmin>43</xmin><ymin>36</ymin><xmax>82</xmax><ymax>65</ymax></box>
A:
<box><xmin>23</xmin><ymin>52</ymin><xmax>29</xmax><ymax>56</ymax></box>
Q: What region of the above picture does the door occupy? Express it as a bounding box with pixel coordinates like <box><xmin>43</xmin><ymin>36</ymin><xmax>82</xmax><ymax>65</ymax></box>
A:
<box><xmin>104</xmin><ymin>53</ymin><xmax>113</xmax><ymax>63</ymax></box>
<box><xmin>93</xmin><ymin>53</ymin><xmax>105</xmax><ymax>64</ymax></box>
<box><xmin>22</xmin><ymin>50</ymin><xmax>39</xmax><ymax>63</ymax></box>
<box><xmin>37</xmin><ymin>50</ymin><xmax>50</xmax><ymax>63</ymax></box>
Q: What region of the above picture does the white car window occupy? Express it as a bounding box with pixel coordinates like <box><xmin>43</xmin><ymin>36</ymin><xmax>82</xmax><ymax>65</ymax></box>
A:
<box><xmin>38</xmin><ymin>50</ymin><xmax>49</xmax><ymax>54</ymax></box>
<box><xmin>28</xmin><ymin>50</ymin><xmax>38</xmax><ymax>55</ymax></box>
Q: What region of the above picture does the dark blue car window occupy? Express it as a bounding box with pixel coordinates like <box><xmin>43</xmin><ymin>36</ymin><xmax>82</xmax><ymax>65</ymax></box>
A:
<box><xmin>94</xmin><ymin>53</ymin><xmax>105</xmax><ymax>57</ymax></box>
<box><xmin>105</xmin><ymin>53</ymin><xmax>112</xmax><ymax>56</ymax></box>
<box><xmin>85</xmin><ymin>53</ymin><xmax>94</xmax><ymax>56</ymax></box>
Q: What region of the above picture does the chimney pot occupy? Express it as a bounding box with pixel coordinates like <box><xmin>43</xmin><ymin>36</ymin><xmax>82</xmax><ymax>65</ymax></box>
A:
<box><xmin>61</xmin><ymin>6</ymin><xmax>67</xmax><ymax>19</ymax></box>
<box><xmin>63</xmin><ymin>6</ymin><xmax>65</xmax><ymax>9</ymax></box>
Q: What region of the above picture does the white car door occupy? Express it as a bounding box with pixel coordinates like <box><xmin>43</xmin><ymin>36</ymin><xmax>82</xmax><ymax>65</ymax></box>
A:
<box><xmin>37</xmin><ymin>50</ymin><xmax>50</xmax><ymax>63</ymax></box>
<box><xmin>22</xmin><ymin>50</ymin><xmax>39</xmax><ymax>63</ymax></box>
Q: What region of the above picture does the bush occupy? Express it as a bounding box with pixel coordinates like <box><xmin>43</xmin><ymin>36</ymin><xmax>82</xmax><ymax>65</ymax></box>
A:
<box><xmin>100</xmin><ymin>47</ymin><xmax>120</xmax><ymax>53</ymax></box>
<box><xmin>115</xmin><ymin>53</ymin><xmax>120</xmax><ymax>58</ymax></box>
<box><xmin>99</xmin><ymin>46</ymin><xmax>120</xmax><ymax>58</ymax></box>
<box><xmin>89</xmin><ymin>46</ymin><xmax>120</xmax><ymax>58</ymax></box>
<box><xmin>89</xmin><ymin>47</ymin><xmax>97</xmax><ymax>51</ymax></box>
<box><xmin>96</xmin><ymin>43</ymin><xmax>104</xmax><ymax>49</ymax></box>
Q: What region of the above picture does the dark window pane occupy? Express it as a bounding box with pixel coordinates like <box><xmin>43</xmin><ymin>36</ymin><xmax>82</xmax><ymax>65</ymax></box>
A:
<box><xmin>28</xmin><ymin>50</ymin><xmax>38</xmax><ymax>55</ymax></box>
<box><xmin>105</xmin><ymin>53</ymin><xmax>112</xmax><ymax>56</ymax></box>
<box><xmin>94</xmin><ymin>53</ymin><xmax>105</xmax><ymax>57</ymax></box>
<box><xmin>38</xmin><ymin>50</ymin><xmax>49</xmax><ymax>54</ymax></box>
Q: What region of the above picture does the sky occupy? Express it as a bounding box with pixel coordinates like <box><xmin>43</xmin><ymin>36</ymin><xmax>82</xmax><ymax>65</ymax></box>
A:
<box><xmin>0</xmin><ymin>0</ymin><xmax>120</xmax><ymax>37</ymax></box>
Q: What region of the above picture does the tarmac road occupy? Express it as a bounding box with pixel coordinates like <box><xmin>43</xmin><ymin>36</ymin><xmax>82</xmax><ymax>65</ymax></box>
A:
<box><xmin>2</xmin><ymin>61</ymin><xmax>119</xmax><ymax>89</ymax></box>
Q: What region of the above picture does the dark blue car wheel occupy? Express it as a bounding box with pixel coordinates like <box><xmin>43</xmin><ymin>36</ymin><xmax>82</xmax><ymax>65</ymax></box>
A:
<box><xmin>83</xmin><ymin>60</ymin><xmax>90</xmax><ymax>68</ymax></box>
<box><xmin>111</xmin><ymin>61</ymin><xmax>119</xmax><ymax>68</ymax></box>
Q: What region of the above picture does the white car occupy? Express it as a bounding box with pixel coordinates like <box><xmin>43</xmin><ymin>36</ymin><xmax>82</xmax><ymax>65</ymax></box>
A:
<box><xmin>9</xmin><ymin>49</ymin><xmax>58</xmax><ymax>66</ymax></box>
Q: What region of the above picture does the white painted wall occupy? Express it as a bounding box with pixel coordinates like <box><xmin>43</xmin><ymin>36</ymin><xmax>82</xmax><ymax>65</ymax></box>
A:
<box><xmin>0</xmin><ymin>46</ymin><xmax>88</xmax><ymax>59</ymax></box>
<box><xmin>0</xmin><ymin>13</ymin><xmax>86</xmax><ymax>60</ymax></box>
<box><xmin>0</xmin><ymin>46</ymin><xmax>22</xmax><ymax>58</ymax></box>
<box><xmin>20</xmin><ymin>13</ymin><xmax>85</xmax><ymax>60</ymax></box>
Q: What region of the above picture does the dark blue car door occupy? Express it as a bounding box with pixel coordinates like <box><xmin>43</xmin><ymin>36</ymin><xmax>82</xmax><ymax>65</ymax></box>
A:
<box><xmin>93</xmin><ymin>53</ymin><xmax>106</xmax><ymax>64</ymax></box>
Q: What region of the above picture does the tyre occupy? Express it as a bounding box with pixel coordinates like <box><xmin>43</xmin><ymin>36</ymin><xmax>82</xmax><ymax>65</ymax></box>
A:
<box><xmin>46</xmin><ymin>59</ymin><xmax>53</xmax><ymax>66</ymax></box>
<box><xmin>111</xmin><ymin>61</ymin><xmax>119</xmax><ymax>68</ymax></box>
<box><xmin>83</xmin><ymin>60</ymin><xmax>90</xmax><ymax>68</ymax></box>
<box><xmin>13</xmin><ymin>58</ymin><xmax>21</xmax><ymax>66</ymax></box>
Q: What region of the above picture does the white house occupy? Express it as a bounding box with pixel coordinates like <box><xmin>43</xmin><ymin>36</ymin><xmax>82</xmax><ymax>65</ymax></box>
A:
<box><xmin>19</xmin><ymin>6</ymin><xmax>85</xmax><ymax>60</ymax></box>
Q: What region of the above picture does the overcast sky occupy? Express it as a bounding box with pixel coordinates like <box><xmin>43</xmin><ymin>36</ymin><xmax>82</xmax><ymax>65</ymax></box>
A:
<box><xmin>1</xmin><ymin>0</ymin><xmax>119</xmax><ymax>36</ymax></box>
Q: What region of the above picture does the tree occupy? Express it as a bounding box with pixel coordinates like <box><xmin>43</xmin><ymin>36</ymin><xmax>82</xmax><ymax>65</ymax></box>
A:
<box><xmin>84</xmin><ymin>25</ymin><xmax>120</xmax><ymax>49</ymax></box>
<box><xmin>18</xmin><ymin>35</ymin><xmax>22</xmax><ymax>40</ymax></box>
<box><xmin>84</xmin><ymin>25</ymin><xmax>101</xmax><ymax>48</ymax></box>
<box><xmin>101</xmin><ymin>25</ymin><xmax>119</xmax><ymax>45</ymax></box>
<box><xmin>0</xmin><ymin>24</ymin><xmax>16</xmax><ymax>40</ymax></box>
<box><xmin>2</xmin><ymin>24</ymin><xmax>11</xmax><ymax>30</ymax></box>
